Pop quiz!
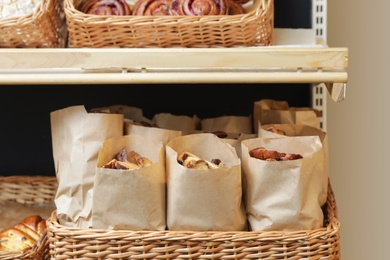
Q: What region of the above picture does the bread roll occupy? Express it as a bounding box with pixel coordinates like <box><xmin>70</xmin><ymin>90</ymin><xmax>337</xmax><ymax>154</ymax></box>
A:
<box><xmin>103</xmin><ymin>148</ymin><xmax>152</xmax><ymax>170</ymax></box>
<box><xmin>249</xmin><ymin>147</ymin><xmax>302</xmax><ymax>161</ymax></box>
<box><xmin>177</xmin><ymin>151</ymin><xmax>223</xmax><ymax>170</ymax></box>
<box><xmin>0</xmin><ymin>215</ymin><xmax>47</xmax><ymax>252</ymax></box>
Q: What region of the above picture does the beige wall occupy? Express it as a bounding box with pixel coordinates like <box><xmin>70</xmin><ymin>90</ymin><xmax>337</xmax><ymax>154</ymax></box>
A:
<box><xmin>327</xmin><ymin>1</ymin><xmax>390</xmax><ymax>259</ymax></box>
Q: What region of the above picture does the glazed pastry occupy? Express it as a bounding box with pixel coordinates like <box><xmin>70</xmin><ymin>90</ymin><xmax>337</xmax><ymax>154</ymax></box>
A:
<box><xmin>80</xmin><ymin>0</ymin><xmax>131</xmax><ymax>15</ymax></box>
<box><xmin>227</xmin><ymin>0</ymin><xmax>245</xmax><ymax>14</ymax></box>
<box><xmin>132</xmin><ymin>0</ymin><xmax>180</xmax><ymax>15</ymax></box>
<box><xmin>266</xmin><ymin>125</ymin><xmax>286</xmax><ymax>135</ymax></box>
<box><xmin>177</xmin><ymin>151</ymin><xmax>224</xmax><ymax>169</ymax></box>
<box><xmin>178</xmin><ymin>0</ymin><xmax>228</xmax><ymax>15</ymax></box>
<box><xmin>103</xmin><ymin>148</ymin><xmax>152</xmax><ymax>170</ymax></box>
<box><xmin>0</xmin><ymin>215</ymin><xmax>47</xmax><ymax>252</ymax></box>
<box><xmin>249</xmin><ymin>147</ymin><xmax>303</xmax><ymax>161</ymax></box>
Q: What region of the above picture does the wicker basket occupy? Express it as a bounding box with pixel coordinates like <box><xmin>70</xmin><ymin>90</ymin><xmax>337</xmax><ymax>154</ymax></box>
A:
<box><xmin>0</xmin><ymin>176</ymin><xmax>58</xmax><ymax>260</ymax></box>
<box><xmin>0</xmin><ymin>0</ymin><xmax>67</xmax><ymax>48</ymax></box>
<box><xmin>47</xmin><ymin>180</ymin><xmax>340</xmax><ymax>259</ymax></box>
<box><xmin>64</xmin><ymin>0</ymin><xmax>273</xmax><ymax>48</ymax></box>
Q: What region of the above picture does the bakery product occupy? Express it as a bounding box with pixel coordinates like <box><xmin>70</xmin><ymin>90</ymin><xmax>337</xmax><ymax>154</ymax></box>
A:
<box><xmin>79</xmin><ymin>0</ymin><xmax>132</xmax><ymax>15</ymax></box>
<box><xmin>0</xmin><ymin>215</ymin><xmax>47</xmax><ymax>252</ymax></box>
<box><xmin>103</xmin><ymin>147</ymin><xmax>152</xmax><ymax>170</ymax></box>
<box><xmin>249</xmin><ymin>147</ymin><xmax>303</xmax><ymax>161</ymax></box>
<box><xmin>266</xmin><ymin>125</ymin><xmax>286</xmax><ymax>135</ymax></box>
<box><xmin>177</xmin><ymin>151</ymin><xmax>224</xmax><ymax>170</ymax></box>
<box><xmin>178</xmin><ymin>0</ymin><xmax>228</xmax><ymax>15</ymax></box>
<box><xmin>132</xmin><ymin>0</ymin><xmax>181</xmax><ymax>15</ymax></box>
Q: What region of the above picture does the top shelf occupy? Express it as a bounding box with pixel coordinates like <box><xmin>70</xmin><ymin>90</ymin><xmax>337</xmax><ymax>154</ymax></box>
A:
<box><xmin>0</xmin><ymin>29</ymin><xmax>348</xmax><ymax>102</ymax></box>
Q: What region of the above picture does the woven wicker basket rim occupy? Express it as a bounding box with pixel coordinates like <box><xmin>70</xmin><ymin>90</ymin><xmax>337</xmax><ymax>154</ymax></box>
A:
<box><xmin>65</xmin><ymin>0</ymin><xmax>272</xmax><ymax>21</ymax></box>
<box><xmin>47</xmin><ymin>180</ymin><xmax>339</xmax><ymax>240</ymax></box>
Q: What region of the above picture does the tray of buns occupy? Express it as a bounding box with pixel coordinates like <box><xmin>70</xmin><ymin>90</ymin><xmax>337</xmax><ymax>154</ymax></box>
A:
<box><xmin>0</xmin><ymin>0</ymin><xmax>67</xmax><ymax>48</ymax></box>
<box><xmin>64</xmin><ymin>0</ymin><xmax>273</xmax><ymax>48</ymax></box>
<box><xmin>0</xmin><ymin>176</ymin><xmax>57</xmax><ymax>259</ymax></box>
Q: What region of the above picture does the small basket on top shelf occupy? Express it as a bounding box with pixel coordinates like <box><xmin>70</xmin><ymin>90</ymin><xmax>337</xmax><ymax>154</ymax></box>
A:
<box><xmin>64</xmin><ymin>0</ymin><xmax>274</xmax><ymax>48</ymax></box>
<box><xmin>0</xmin><ymin>0</ymin><xmax>67</xmax><ymax>48</ymax></box>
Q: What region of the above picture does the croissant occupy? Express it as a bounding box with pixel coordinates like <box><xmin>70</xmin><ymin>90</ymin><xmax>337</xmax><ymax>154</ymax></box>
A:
<box><xmin>0</xmin><ymin>215</ymin><xmax>47</xmax><ymax>252</ymax></box>
<box><xmin>80</xmin><ymin>0</ymin><xmax>131</xmax><ymax>15</ymax></box>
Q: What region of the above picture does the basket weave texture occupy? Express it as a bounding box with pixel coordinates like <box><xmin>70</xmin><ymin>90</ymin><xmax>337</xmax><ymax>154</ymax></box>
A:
<box><xmin>0</xmin><ymin>0</ymin><xmax>67</xmax><ymax>48</ymax></box>
<box><xmin>0</xmin><ymin>176</ymin><xmax>58</xmax><ymax>260</ymax></box>
<box><xmin>47</xmin><ymin>180</ymin><xmax>340</xmax><ymax>259</ymax></box>
<box><xmin>64</xmin><ymin>0</ymin><xmax>273</xmax><ymax>48</ymax></box>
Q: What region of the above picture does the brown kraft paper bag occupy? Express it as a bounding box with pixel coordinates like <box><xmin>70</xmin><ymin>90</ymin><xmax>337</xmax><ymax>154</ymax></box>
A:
<box><xmin>253</xmin><ymin>99</ymin><xmax>320</xmax><ymax>133</ymax></box>
<box><xmin>124</xmin><ymin>120</ymin><xmax>181</xmax><ymax>146</ymax></box>
<box><xmin>92</xmin><ymin>135</ymin><xmax>166</xmax><ymax>230</ymax></box>
<box><xmin>50</xmin><ymin>105</ymin><xmax>124</xmax><ymax>228</ymax></box>
<box><xmin>166</xmin><ymin>133</ymin><xmax>247</xmax><ymax>231</ymax></box>
<box><xmin>241</xmin><ymin>136</ymin><xmax>324</xmax><ymax>231</ymax></box>
<box><xmin>152</xmin><ymin>113</ymin><xmax>201</xmax><ymax>135</ymax></box>
<box><xmin>201</xmin><ymin>115</ymin><xmax>253</xmax><ymax>134</ymax></box>
<box><xmin>259</xmin><ymin>123</ymin><xmax>329</xmax><ymax>206</ymax></box>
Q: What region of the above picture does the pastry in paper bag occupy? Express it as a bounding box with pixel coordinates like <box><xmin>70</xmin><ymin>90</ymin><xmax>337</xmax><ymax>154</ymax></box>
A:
<box><xmin>50</xmin><ymin>105</ymin><xmax>124</xmax><ymax>228</ymax></box>
<box><xmin>258</xmin><ymin>123</ymin><xmax>329</xmax><ymax>206</ymax></box>
<box><xmin>92</xmin><ymin>134</ymin><xmax>166</xmax><ymax>230</ymax></box>
<box><xmin>241</xmin><ymin>136</ymin><xmax>324</xmax><ymax>231</ymax></box>
<box><xmin>166</xmin><ymin>133</ymin><xmax>246</xmax><ymax>231</ymax></box>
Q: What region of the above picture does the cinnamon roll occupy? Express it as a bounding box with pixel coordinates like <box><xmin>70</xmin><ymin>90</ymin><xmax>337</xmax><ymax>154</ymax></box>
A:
<box><xmin>132</xmin><ymin>0</ymin><xmax>180</xmax><ymax>15</ymax></box>
<box><xmin>80</xmin><ymin>0</ymin><xmax>131</xmax><ymax>15</ymax></box>
<box><xmin>178</xmin><ymin>0</ymin><xmax>228</xmax><ymax>15</ymax></box>
<box><xmin>227</xmin><ymin>0</ymin><xmax>245</xmax><ymax>14</ymax></box>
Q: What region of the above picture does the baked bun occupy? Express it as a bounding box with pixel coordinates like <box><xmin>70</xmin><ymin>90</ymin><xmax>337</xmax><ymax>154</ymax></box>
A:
<box><xmin>0</xmin><ymin>215</ymin><xmax>47</xmax><ymax>252</ymax></box>
<box><xmin>103</xmin><ymin>147</ymin><xmax>152</xmax><ymax>170</ymax></box>
<box><xmin>249</xmin><ymin>147</ymin><xmax>303</xmax><ymax>161</ymax></box>
<box><xmin>177</xmin><ymin>151</ymin><xmax>224</xmax><ymax>170</ymax></box>
<box><xmin>266</xmin><ymin>125</ymin><xmax>286</xmax><ymax>135</ymax></box>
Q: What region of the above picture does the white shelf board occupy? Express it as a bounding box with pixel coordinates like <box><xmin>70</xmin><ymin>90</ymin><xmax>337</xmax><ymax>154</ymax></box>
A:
<box><xmin>0</xmin><ymin>28</ymin><xmax>348</xmax><ymax>101</ymax></box>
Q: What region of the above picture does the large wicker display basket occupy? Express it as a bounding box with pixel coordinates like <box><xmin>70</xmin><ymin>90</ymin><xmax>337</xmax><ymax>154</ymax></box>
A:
<box><xmin>0</xmin><ymin>0</ymin><xmax>67</xmax><ymax>48</ymax></box>
<box><xmin>0</xmin><ymin>176</ymin><xmax>58</xmax><ymax>260</ymax></box>
<box><xmin>64</xmin><ymin>0</ymin><xmax>273</xmax><ymax>48</ymax></box>
<box><xmin>47</xmin><ymin>180</ymin><xmax>340</xmax><ymax>259</ymax></box>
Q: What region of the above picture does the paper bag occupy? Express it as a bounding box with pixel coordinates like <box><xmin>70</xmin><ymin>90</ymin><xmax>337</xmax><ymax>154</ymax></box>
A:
<box><xmin>124</xmin><ymin>120</ymin><xmax>181</xmax><ymax>146</ymax></box>
<box><xmin>92</xmin><ymin>135</ymin><xmax>166</xmax><ymax>230</ymax></box>
<box><xmin>152</xmin><ymin>113</ymin><xmax>201</xmax><ymax>135</ymax></box>
<box><xmin>222</xmin><ymin>133</ymin><xmax>257</xmax><ymax>160</ymax></box>
<box><xmin>253</xmin><ymin>99</ymin><xmax>320</xmax><ymax>133</ymax></box>
<box><xmin>241</xmin><ymin>136</ymin><xmax>324</xmax><ymax>231</ymax></box>
<box><xmin>166</xmin><ymin>133</ymin><xmax>247</xmax><ymax>231</ymax></box>
<box><xmin>259</xmin><ymin>123</ymin><xmax>329</xmax><ymax>206</ymax></box>
<box><xmin>90</xmin><ymin>104</ymin><xmax>154</xmax><ymax>126</ymax></box>
<box><xmin>201</xmin><ymin>115</ymin><xmax>253</xmax><ymax>134</ymax></box>
<box><xmin>50</xmin><ymin>105</ymin><xmax>124</xmax><ymax>228</ymax></box>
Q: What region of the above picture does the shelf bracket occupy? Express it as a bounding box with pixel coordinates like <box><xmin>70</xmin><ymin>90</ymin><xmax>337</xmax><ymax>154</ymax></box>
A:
<box><xmin>326</xmin><ymin>82</ymin><xmax>346</xmax><ymax>102</ymax></box>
